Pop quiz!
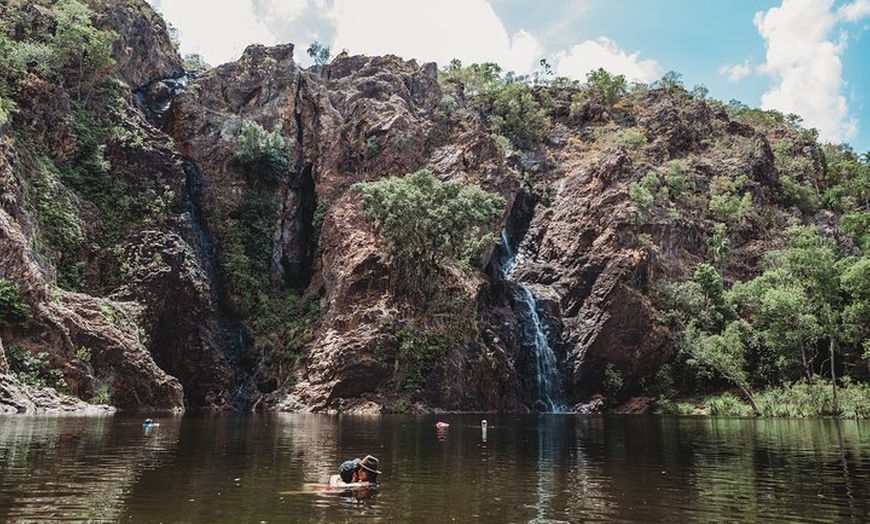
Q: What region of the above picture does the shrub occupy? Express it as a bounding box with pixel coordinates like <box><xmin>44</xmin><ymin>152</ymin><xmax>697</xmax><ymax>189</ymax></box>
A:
<box><xmin>353</xmin><ymin>169</ymin><xmax>504</xmax><ymax>297</ymax></box>
<box><xmin>708</xmin><ymin>175</ymin><xmax>752</xmax><ymax>225</ymax></box>
<box><xmin>0</xmin><ymin>278</ymin><xmax>30</xmax><ymax>326</ymax></box>
<box><xmin>440</xmin><ymin>60</ymin><xmax>549</xmax><ymax>150</ymax></box>
<box><xmin>5</xmin><ymin>344</ymin><xmax>68</xmax><ymax>392</ymax></box>
<box><xmin>396</xmin><ymin>322</ymin><xmax>449</xmax><ymax>391</ymax></box>
<box><xmin>233</xmin><ymin>120</ymin><xmax>290</xmax><ymax>188</ymax></box>
<box><xmin>583</xmin><ymin>68</ymin><xmax>626</xmax><ymax>106</ymax></box>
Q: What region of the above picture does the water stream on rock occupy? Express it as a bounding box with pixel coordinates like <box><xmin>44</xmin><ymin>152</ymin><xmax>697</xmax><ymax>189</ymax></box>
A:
<box><xmin>181</xmin><ymin>161</ymin><xmax>257</xmax><ymax>410</ymax></box>
<box><xmin>499</xmin><ymin>231</ymin><xmax>565</xmax><ymax>412</ymax></box>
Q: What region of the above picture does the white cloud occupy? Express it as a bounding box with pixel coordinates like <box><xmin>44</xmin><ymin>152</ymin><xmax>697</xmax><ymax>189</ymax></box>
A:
<box><xmin>326</xmin><ymin>0</ymin><xmax>542</xmax><ymax>74</ymax></box>
<box><xmin>754</xmin><ymin>0</ymin><xmax>857</xmax><ymax>144</ymax></box>
<box><xmin>838</xmin><ymin>0</ymin><xmax>870</xmax><ymax>21</ymax></box>
<box><xmin>146</xmin><ymin>0</ymin><xmax>281</xmax><ymax>66</ymax></box>
<box><xmin>719</xmin><ymin>61</ymin><xmax>753</xmax><ymax>82</ymax></box>
<box><xmin>552</xmin><ymin>37</ymin><xmax>660</xmax><ymax>83</ymax></box>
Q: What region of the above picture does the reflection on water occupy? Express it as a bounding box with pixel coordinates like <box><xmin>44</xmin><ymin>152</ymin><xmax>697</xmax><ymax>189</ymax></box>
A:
<box><xmin>0</xmin><ymin>414</ymin><xmax>181</xmax><ymax>523</ymax></box>
<box><xmin>0</xmin><ymin>414</ymin><xmax>869</xmax><ymax>523</ymax></box>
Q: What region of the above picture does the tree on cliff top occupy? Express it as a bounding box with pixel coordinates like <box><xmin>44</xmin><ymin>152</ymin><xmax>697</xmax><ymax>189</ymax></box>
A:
<box><xmin>354</xmin><ymin>169</ymin><xmax>504</xmax><ymax>298</ymax></box>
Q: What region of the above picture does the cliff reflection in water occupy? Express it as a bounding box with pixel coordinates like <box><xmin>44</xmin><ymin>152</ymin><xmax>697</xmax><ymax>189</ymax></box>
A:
<box><xmin>1</xmin><ymin>414</ymin><xmax>869</xmax><ymax>523</ymax></box>
<box><xmin>0</xmin><ymin>415</ymin><xmax>181</xmax><ymax>523</ymax></box>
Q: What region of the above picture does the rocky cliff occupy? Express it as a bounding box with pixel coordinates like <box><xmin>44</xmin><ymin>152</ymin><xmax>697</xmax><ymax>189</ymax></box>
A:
<box><xmin>0</xmin><ymin>0</ymin><xmax>854</xmax><ymax>414</ymax></box>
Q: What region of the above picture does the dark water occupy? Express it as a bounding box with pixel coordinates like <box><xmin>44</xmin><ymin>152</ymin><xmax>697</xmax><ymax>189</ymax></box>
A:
<box><xmin>1</xmin><ymin>414</ymin><xmax>869</xmax><ymax>523</ymax></box>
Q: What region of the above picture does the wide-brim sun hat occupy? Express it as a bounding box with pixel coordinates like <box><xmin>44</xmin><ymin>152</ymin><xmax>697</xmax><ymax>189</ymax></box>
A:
<box><xmin>359</xmin><ymin>455</ymin><xmax>381</xmax><ymax>474</ymax></box>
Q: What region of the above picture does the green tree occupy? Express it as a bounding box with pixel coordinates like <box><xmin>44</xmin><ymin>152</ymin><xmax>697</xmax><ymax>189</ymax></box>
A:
<box><xmin>307</xmin><ymin>40</ymin><xmax>331</xmax><ymax>67</ymax></box>
<box><xmin>354</xmin><ymin>169</ymin><xmax>504</xmax><ymax>297</ymax></box>
<box><xmin>684</xmin><ymin>320</ymin><xmax>761</xmax><ymax>416</ymax></box>
<box><xmin>584</xmin><ymin>68</ymin><xmax>627</xmax><ymax>106</ymax></box>
<box><xmin>732</xmin><ymin>226</ymin><xmax>848</xmax><ymax>410</ymax></box>
<box><xmin>708</xmin><ymin>174</ymin><xmax>752</xmax><ymax>225</ymax></box>
<box><xmin>440</xmin><ymin>60</ymin><xmax>549</xmax><ymax>149</ymax></box>
<box><xmin>49</xmin><ymin>0</ymin><xmax>116</xmax><ymax>100</ymax></box>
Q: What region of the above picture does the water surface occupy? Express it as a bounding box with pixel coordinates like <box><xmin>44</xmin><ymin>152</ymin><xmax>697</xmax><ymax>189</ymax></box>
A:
<box><xmin>0</xmin><ymin>414</ymin><xmax>868</xmax><ymax>523</ymax></box>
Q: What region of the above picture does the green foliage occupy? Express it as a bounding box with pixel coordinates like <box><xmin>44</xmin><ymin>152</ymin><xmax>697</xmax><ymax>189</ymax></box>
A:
<box><xmin>780</xmin><ymin>175</ymin><xmax>820</xmax><ymax>214</ymax></box>
<box><xmin>840</xmin><ymin>212</ymin><xmax>870</xmax><ymax>251</ymax></box>
<box><xmin>365</xmin><ymin>135</ymin><xmax>380</xmax><ymax>160</ymax></box>
<box><xmin>656</xmin><ymin>71</ymin><xmax>684</xmax><ymax>91</ymax></box>
<box><xmin>353</xmin><ymin>169</ymin><xmax>504</xmax><ymax>297</ymax></box>
<box><xmin>700</xmin><ymin>378</ymin><xmax>870</xmax><ymax>418</ymax></box>
<box><xmin>5</xmin><ymin>344</ymin><xmax>68</xmax><ymax>392</ymax></box>
<box><xmin>256</xmin><ymin>291</ymin><xmax>319</xmax><ymax>386</ymax></box>
<box><xmin>628</xmin><ymin>179</ymin><xmax>655</xmax><ymax>210</ymax></box>
<box><xmin>312</xmin><ymin>198</ymin><xmax>330</xmax><ymax>237</ymax></box>
<box><xmin>707</xmin><ymin>223</ymin><xmax>731</xmax><ymax>265</ymax></box>
<box><xmin>183</xmin><ymin>53</ymin><xmax>210</xmax><ymax>72</ymax></box>
<box><xmin>30</xmin><ymin>154</ymin><xmax>86</xmax><ymax>288</ymax></box>
<box><xmin>583</xmin><ymin>68</ymin><xmax>627</xmax><ymax>106</ymax></box>
<box><xmin>602</xmin><ymin>363</ymin><xmax>624</xmax><ymax>400</ymax></box>
<box><xmin>90</xmin><ymin>384</ymin><xmax>110</xmax><ymax>405</ymax></box>
<box><xmin>223</xmin><ymin>120</ymin><xmax>290</xmax><ymax>316</ymax></box>
<box><xmin>683</xmin><ymin>320</ymin><xmax>756</xmax><ymax>406</ymax></box>
<box><xmin>820</xmin><ymin>144</ymin><xmax>870</xmax><ymax>212</ymax></box>
<box><xmin>51</xmin><ymin>0</ymin><xmax>115</xmax><ymax>76</ymax></box>
<box><xmin>75</xmin><ymin>346</ymin><xmax>91</xmax><ymax>364</ymax></box>
<box><xmin>664</xmin><ymin>161</ymin><xmax>691</xmax><ymax>201</ymax></box>
<box><xmin>233</xmin><ymin>120</ymin><xmax>290</xmax><ymax>188</ymax></box>
<box><xmin>440</xmin><ymin>60</ymin><xmax>549</xmax><ymax>149</ymax></box>
<box><xmin>0</xmin><ymin>278</ymin><xmax>31</xmax><ymax>326</ymax></box>
<box><xmin>225</xmin><ymin>191</ymin><xmax>279</xmax><ymax>316</ymax></box>
<box><xmin>704</xmin><ymin>392</ymin><xmax>755</xmax><ymax>416</ymax></box>
<box><xmin>629</xmin><ymin>171</ymin><xmax>665</xmax><ymax>210</ymax></box>
<box><xmin>396</xmin><ymin>323</ymin><xmax>449</xmax><ymax>391</ymax></box>
<box><xmin>708</xmin><ymin>174</ymin><xmax>752</xmax><ymax>224</ymax></box>
<box><xmin>307</xmin><ymin>41</ymin><xmax>331</xmax><ymax>67</ymax></box>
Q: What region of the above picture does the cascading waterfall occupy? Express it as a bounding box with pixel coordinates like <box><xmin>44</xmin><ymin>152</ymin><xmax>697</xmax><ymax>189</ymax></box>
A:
<box><xmin>499</xmin><ymin>231</ymin><xmax>565</xmax><ymax>412</ymax></box>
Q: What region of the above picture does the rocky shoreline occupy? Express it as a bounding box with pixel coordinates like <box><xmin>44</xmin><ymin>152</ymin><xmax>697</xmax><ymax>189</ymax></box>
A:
<box><xmin>0</xmin><ymin>373</ymin><xmax>116</xmax><ymax>415</ymax></box>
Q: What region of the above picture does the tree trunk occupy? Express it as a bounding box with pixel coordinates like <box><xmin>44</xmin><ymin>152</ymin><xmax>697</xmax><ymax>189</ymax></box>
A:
<box><xmin>801</xmin><ymin>344</ymin><xmax>813</xmax><ymax>384</ymax></box>
<box><xmin>739</xmin><ymin>384</ymin><xmax>762</xmax><ymax>417</ymax></box>
<box><xmin>830</xmin><ymin>338</ymin><xmax>840</xmax><ymax>415</ymax></box>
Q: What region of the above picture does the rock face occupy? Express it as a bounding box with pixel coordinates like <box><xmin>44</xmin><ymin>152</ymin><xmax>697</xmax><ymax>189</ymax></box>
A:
<box><xmin>0</xmin><ymin>0</ymin><xmax>823</xmax><ymax>414</ymax></box>
<box><xmin>0</xmin><ymin>373</ymin><xmax>116</xmax><ymax>415</ymax></box>
<box><xmin>86</xmin><ymin>0</ymin><xmax>184</xmax><ymax>89</ymax></box>
<box><xmin>0</xmin><ymin>157</ymin><xmax>184</xmax><ymax>411</ymax></box>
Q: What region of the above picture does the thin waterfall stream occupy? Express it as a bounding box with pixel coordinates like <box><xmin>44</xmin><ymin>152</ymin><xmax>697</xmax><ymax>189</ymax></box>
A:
<box><xmin>499</xmin><ymin>231</ymin><xmax>565</xmax><ymax>412</ymax></box>
<box><xmin>182</xmin><ymin>161</ymin><xmax>256</xmax><ymax>410</ymax></box>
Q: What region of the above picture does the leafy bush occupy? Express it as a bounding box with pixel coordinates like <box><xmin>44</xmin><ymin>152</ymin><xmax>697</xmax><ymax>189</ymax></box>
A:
<box><xmin>708</xmin><ymin>175</ymin><xmax>752</xmax><ymax>224</ymax></box>
<box><xmin>5</xmin><ymin>344</ymin><xmax>67</xmax><ymax>392</ymax></box>
<box><xmin>307</xmin><ymin>41</ymin><xmax>330</xmax><ymax>67</ymax></box>
<box><xmin>440</xmin><ymin>60</ymin><xmax>549</xmax><ymax>150</ymax></box>
<box><xmin>353</xmin><ymin>169</ymin><xmax>504</xmax><ymax>297</ymax></box>
<box><xmin>232</xmin><ymin>120</ymin><xmax>290</xmax><ymax>188</ymax></box>
<box><xmin>0</xmin><ymin>278</ymin><xmax>30</xmax><ymax>326</ymax></box>
<box><xmin>396</xmin><ymin>322</ymin><xmax>449</xmax><ymax>391</ymax></box>
<box><xmin>582</xmin><ymin>68</ymin><xmax>627</xmax><ymax>106</ymax></box>
<box><xmin>704</xmin><ymin>392</ymin><xmax>754</xmax><ymax>416</ymax></box>
<box><xmin>629</xmin><ymin>180</ymin><xmax>654</xmax><ymax>210</ymax></box>
<box><xmin>30</xmin><ymin>154</ymin><xmax>86</xmax><ymax>288</ymax></box>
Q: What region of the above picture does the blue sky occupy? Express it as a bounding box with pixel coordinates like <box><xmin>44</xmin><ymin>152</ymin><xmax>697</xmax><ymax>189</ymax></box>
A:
<box><xmin>146</xmin><ymin>0</ymin><xmax>870</xmax><ymax>154</ymax></box>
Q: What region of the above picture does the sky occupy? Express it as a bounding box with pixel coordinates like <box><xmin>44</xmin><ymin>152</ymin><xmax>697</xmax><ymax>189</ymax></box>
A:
<box><xmin>145</xmin><ymin>0</ymin><xmax>870</xmax><ymax>154</ymax></box>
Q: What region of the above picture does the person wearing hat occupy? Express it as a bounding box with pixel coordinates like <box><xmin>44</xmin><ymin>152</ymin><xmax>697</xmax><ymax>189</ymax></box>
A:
<box><xmin>329</xmin><ymin>455</ymin><xmax>381</xmax><ymax>487</ymax></box>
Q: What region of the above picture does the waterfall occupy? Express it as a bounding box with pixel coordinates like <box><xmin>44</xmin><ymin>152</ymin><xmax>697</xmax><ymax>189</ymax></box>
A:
<box><xmin>182</xmin><ymin>161</ymin><xmax>256</xmax><ymax>410</ymax></box>
<box><xmin>499</xmin><ymin>231</ymin><xmax>565</xmax><ymax>412</ymax></box>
